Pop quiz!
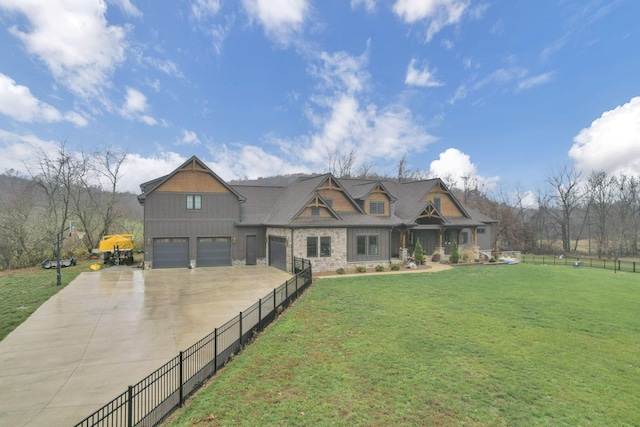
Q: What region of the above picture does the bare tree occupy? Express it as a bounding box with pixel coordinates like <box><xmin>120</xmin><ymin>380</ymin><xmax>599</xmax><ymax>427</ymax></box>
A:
<box><xmin>326</xmin><ymin>147</ymin><xmax>357</xmax><ymax>178</ymax></box>
<box><xmin>586</xmin><ymin>171</ymin><xmax>615</xmax><ymax>257</ymax></box>
<box><xmin>546</xmin><ymin>164</ymin><xmax>585</xmax><ymax>253</ymax></box>
<box><xmin>72</xmin><ymin>146</ymin><xmax>127</xmax><ymax>253</ymax></box>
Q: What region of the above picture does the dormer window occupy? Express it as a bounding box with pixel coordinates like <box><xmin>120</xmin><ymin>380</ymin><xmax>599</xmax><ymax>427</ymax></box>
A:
<box><xmin>186</xmin><ymin>194</ymin><xmax>202</xmax><ymax>210</ymax></box>
<box><xmin>311</xmin><ymin>206</ymin><xmax>320</xmax><ymax>216</ymax></box>
<box><xmin>434</xmin><ymin>197</ymin><xmax>441</xmax><ymax>211</ymax></box>
<box><xmin>370</xmin><ymin>201</ymin><xmax>384</xmax><ymax>214</ymax></box>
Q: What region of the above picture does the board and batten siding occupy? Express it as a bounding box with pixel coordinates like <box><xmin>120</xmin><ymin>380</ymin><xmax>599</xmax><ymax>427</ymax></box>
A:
<box><xmin>143</xmin><ymin>192</ymin><xmax>241</xmax><ymax>266</ymax></box>
<box><xmin>233</xmin><ymin>226</ymin><xmax>267</xmax><ymax>260</ymax></box>
<box><xmin>346</xmin><ymin>227</ymin><xmax>391</xmax><ymax>262</ymax></box>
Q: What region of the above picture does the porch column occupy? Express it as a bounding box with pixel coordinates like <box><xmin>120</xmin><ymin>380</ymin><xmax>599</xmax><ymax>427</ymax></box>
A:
<box><xmin>472</xmin><ymin>228</ymin><xmax>477</xmax><ymax>245</ymax></box>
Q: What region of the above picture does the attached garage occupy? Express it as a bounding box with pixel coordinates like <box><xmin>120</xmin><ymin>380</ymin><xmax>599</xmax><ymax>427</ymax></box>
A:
<box><xmin>197</xmin><ymin>237</ymin><xmax>231</xmax><ymax>267</ymax></box>
<box><xmin>268</xmin><ymin>236</ymin><xmax>287</xmax><ymax>271</ymax></box>
<box><xmin>153</xmin><ymin>237</ymin><xmax>189</xmax><ymax>269</ymax></box>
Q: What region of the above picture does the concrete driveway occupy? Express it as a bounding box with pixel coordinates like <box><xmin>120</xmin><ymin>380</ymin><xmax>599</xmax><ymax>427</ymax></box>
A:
<box><xmin>0</xmin><ymin>266</ymin><xmax>292</xmax><ymax>427</ymax></box>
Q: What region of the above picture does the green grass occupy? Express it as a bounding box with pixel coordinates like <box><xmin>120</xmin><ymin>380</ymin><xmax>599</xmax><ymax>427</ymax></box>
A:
<box><xmin>166</xmin><ymin>265</ymin><xmax>640</xmax><ymax>426</ymax></box>
<box><xmin>0</xmin><ymin>263</ymin><xmax>88</xmax><ymax>341</ymax></box>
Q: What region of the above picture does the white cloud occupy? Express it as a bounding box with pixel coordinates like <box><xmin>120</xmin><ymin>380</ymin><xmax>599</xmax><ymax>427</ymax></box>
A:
<box><xmin>392</xmin><ymin>0</ymin><xmax>470</xmax><ymax>42</ymax></box>
<box><xmin>0</xmin><ymin>0</ymin><xmax>128</xmax><ymax>97</ymax></box>
<box><xmin>310</xmin><ymin>48</ymin><xmax>370</xmax><ymax>94</ymax></box>
<box><xmin>242</xmin><ymin>0</ymin><xmax>309</xmax><ymax>46</ymax></box>
<box><xmin>351</xmin><ymin>0</ymin><xmax>376</xmax><ymax>13</ymax></box>
<box><xmin>405</xmin><ymin>58</ymin><xmax>444</xmax><ymax>87</ymax></box>
<box><xmin>0</xmin><ymin>129</ymin><xmax>60</xmax><ymax>174</ymax></box>
<box><xmin>449</xmin><ymin>84</ymin><xmax>467</xmax><ymax>104</ymax></box>
<box><xmin>298</xmin><ymin>46</ymin><xmax>438</xmax><ymax>171</ymax></box>
<box><xmin>190</xmin><ymin>0</ymin><xmax>221</xmax><ymax>20</ymax></box>
<box><xmin>121</xmin><ymin>87</ymin><xmax>157</xmax><ymax>125</ymax></box>
<box><xmin>0</xmin><ymin>73</ymin><xmax>87</xmax><ymax>126</ymax></box>
<box><xmin>176</xmin><ymin>130</ymin><xmax>202</xmax><ymax>146</ymax></box>
<box><xmin>516</xmin><ymin>72</ymin><xmax>554</xmax><ymax>92</ymax></box>
<box><xmin>121</xmin><ymin>152</ymin><xmax>187</xmax><ymax>192</ymax></box>
<box><xmin>143</xmin><ymin>57</ymin><xmax>184</xmax><ymax>78</ymax></box>
<box><xmin>569</xmin><ymin>97</ymin><xmax>640</xmax><ymax>178</ymax></box>
<box><xmin>106</xmin><ymin>0</ymin><xmax>142</xmax><ymax>17</ymax></box>
<box><xmin>429</xmin><ymin>148</ymin><xmax>499</xmax><ymax>190</ymax></box>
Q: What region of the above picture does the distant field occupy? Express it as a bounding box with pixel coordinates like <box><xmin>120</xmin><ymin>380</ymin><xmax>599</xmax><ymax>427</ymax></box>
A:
<box><xmin>166</xmin><ymin>265</ymin><xmax>640</xmax><ymax>426</ymax></box>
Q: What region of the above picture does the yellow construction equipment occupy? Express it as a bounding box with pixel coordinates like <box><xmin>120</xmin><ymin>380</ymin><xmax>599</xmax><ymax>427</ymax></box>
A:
<box><xmin>97</xmin><ymin>234</ymin><xmax>135</xmax><ymax>265</ymax></box>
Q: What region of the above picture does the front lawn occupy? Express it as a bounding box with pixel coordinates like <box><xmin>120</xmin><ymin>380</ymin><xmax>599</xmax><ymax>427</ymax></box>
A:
<box><xmin>0</xmin><ymin>262</ymin><xmax>89</xmax><ymax>341</ymax></box>
<box><xmin>166</xmin><ymin>265</ymin><xmax>640</xmax><ymax>426</ymax></box>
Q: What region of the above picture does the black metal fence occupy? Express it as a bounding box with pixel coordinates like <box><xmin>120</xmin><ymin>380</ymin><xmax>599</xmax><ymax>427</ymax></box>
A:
<box><xmin>74</xmin><ymin>258</ymin><xmax>312</xmax><ymax>427</ymax></box>
<box><xmin>521</xmin><ymin>255</ymin><xmax>639</xmax><ymax>273</ymax></box>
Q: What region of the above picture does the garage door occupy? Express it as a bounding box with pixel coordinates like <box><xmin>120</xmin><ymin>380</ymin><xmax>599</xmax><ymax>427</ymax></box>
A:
<box><xmin>269</xmin><ymin>236</ymin><xmax>287</xmax><ymax>271</ymax></box>
<box><xmin>197</xmin><ymin>237</ymin><xmax>231</xmax><ymax>267</ymax></box>
<box><xmin>153</xmin><ymin>237</ymin><xmax>189</xmax><ymax>269</ymax></box>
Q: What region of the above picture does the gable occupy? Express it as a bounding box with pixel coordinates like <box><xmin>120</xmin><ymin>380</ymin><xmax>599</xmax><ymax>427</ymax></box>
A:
<box><xmin>415</xmin><ymin>203</ymin><xmax>444</xmax><ymax>225</ymax></box>
<box><xmin>156</xmin><ymin>159</ymin><xmax>230</xmax><ymax>193</ymax></box>
<box><xmin>364</xmin><ymin>183</ymin><xmax>391</xmax><ymax>216</ymax></box>
<box><xmin>422</xmin><ymin>182</ymin><xmax>465</xmax><ymax>217</ymax></box>
<box><xmin>296</xmin><ymin>195</ymin><xmax>339</xmax><ymax>219</ymax></box>
<box><xmin>316</xmin><ymin>176</ymin><xmax>360</xmax><ymax>213</ymax></box>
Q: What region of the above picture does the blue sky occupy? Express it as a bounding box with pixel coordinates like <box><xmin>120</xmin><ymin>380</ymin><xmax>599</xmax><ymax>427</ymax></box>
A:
<box><xmin>0</xmin><ymin>0</ymin><xmax>638</xmax><ymax>198</ymax></box>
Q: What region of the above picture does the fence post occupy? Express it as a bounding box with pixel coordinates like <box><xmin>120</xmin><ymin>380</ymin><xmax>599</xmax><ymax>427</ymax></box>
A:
<box><xmin>618</xmin><ymin>260</ymin><xmax>621</xmax><ymax>271</ymax></box>
<box><xmin>127</xmin><ymin>385</ymin><xmax>133</xmax><ymax>427</ymax></box>
<box><xmin>179</xmin><ymin>351</ymin><xmax>184</xmax><ymax>407</ymax></box>
<box><xmin>273</xmin><ymin>288</ymin><xmax>276</xmax><ymax>311</ymax></box>
<box><xmin>213</xmin><ymin>328</ymin><xmax>218</xmax><ymax>375</ymax></box>
<box><xmin>239</xmin><ymin>312</ymin><xmax>243</xmax><ymax>345</ymax></box>
<box><xmin>258</xmin><ymin>298</ymin><xmax>262</xmax><ymax>331</ymax></box>
<box><xmin>634</xmin><ymin>262</ymin><xmax>636</xmax><ymax>273</ymax></box>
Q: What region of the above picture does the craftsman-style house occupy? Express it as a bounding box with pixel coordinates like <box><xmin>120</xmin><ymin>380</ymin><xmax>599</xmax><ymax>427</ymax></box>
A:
<box><xmin>138</xmin><ymin>156</ymin><xmax>495</xmax><ymax>272</ymax></box>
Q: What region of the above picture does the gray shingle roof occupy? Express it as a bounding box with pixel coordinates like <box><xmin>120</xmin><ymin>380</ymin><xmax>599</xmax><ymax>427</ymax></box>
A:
<box><xmin>139</xmin><ymin>155</ymin><xmax>496</xmax><ymax>227</ymax></box>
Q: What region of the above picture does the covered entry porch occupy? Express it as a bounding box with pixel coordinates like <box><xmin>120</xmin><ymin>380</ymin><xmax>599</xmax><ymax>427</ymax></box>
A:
<box><xmin>392</xmin><ymin>225</ymin><xmax>480</xmax><ymax>260</ymax></box>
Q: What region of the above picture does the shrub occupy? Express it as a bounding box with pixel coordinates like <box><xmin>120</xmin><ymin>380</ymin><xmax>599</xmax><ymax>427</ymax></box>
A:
<box><xmin>336</xmin><ymin>267</ymin><xmax>345</xmax><ymax>274</ymax></box>
<box><xmin>375</xmin><ymin>265</ymin><xmax>385</xmax><ymax>272</ymax></box>
<box><xmin>356</xmin><ymin>266</ymin><xmax>367</xmax><ymax>273</ymax></box>
<box><xmin>449</xmin><ymin>242</ymin><xmax>460</xmax><ymax>264</ymax></box>
<box><xmin>413</xmin><ymin>239</ymin><xmax>424</xmax><ymax>264</ymax></box>
<box><xmin>390</xmin><ymin>264</ymin><xmax>400</xmax><ymax>271</ymax></box>
<box><xmin>489</xmin><ymin>257</ymin><xmax>496</xmax><ymax>263</ymax></box>
<box><xmin>461</xmin><ymin>248</ymin><xmax>475</xmax><ymax>263</ymax></box>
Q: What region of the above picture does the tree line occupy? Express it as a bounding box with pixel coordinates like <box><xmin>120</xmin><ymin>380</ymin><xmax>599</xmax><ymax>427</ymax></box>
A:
<box><xmin>0</xmin><ymin>142</ymin><xmax>141</xmax><ymax>269</ymax></box>
<box><xmin>2</xmin><ymin>144</ymin><xmax>638</xmax><ymax>270</ymax></box>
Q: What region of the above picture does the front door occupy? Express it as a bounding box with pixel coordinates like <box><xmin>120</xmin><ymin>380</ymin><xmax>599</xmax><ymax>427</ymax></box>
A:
<box><xmin>246</xmin><ymin>235</ymin><xmax>257</xmax><ymax>265</ymax></box>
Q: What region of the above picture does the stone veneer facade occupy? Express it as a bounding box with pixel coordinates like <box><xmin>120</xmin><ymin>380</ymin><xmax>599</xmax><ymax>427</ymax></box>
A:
<box><xmin>266</xmin><ymin>227</ymin><xmax>293</xmax><ymax>273</ymax></box>
<box><xmin>293</xmin><ymin>227</ymin><xmax>346</xmax><ymax>273</ymax></box>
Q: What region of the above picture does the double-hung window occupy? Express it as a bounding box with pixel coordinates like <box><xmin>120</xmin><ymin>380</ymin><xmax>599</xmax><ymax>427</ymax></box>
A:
<box><xmin>186</xmin><ymin>194</ymin><xmax>202</xmax><ymax>210</ymax></box>
<box><xmin>370</xmin><ymin>201</ymin><xmax>384</xmax><ymax>214</ymax></box>
<box><xmin>356</xmin><ymin>235</ymin><xmax>379</xmax><ymax>256</ymax></box>
<box><xmin>307</xmin><ymin>236</ymin><xmax>331</xmax><ymax>257</ymax></box>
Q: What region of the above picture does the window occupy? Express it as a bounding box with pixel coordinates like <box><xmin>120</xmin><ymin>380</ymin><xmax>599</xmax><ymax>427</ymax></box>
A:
<box><xmin>320</xmin><ymin>237</ymin><xmax>331</xmax><ymax>257</ymax></box>
<box><xmin>357</xmin><ymin>235</ymin><xmax>379</xmax><ymax>256</ymax></box>
<box><xmin>370</xmin><ymin>201</ymin><xmax>384</xmax><ymax>214</ymax></box>
<box><xmin>477</xmin><ymin>228</ymin><xmax>486</xmax><ymax>234</ymax></box>
<box><xmin>325</xmin><ymin>198</ymin><xmax>333</xmax><ymax>208</ymax></box>
<box><xmin>307</xmin><ymin>237</ymin><xmax>318</xmax><ymax>257</ymax></box>
<box><xmin>307</xmin><ymin>236</ymin><xmax>331</xmax><ymax>257</ymax></box>
<box><xmin>186</xmin><ymin>194</ymin><xmax>202</xmax><ymax>210</ymax></box>
<box><xmin>434</xmin><ymin>197</ymin><xmax>441</xmax><ymax>211</ymax></box>
<box><xmin>311</xmin><ymin>206</ymin><xmax>320</xmax><ymax>216</ymax></box>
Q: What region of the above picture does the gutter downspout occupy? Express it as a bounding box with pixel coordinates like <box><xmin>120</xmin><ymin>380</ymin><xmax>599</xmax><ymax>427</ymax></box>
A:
<box><xmin>291</xmin><ymin>227</ymin><xmax>295</xmax><ymax>273</ymax></box>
